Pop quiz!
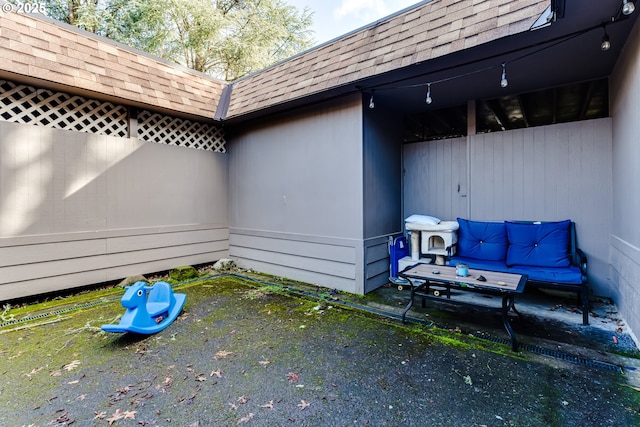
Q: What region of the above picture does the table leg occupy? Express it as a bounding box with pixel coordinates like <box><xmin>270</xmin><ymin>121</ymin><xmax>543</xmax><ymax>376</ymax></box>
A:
<box><xmin>501</xmin><ymin>295</ymin><xmax>519</xmax><ymax>351</ymax></box>
<box><xmin>401</xmin><ymin>279</ymin><xmax>418</xmax><ymax>322</ymax></box>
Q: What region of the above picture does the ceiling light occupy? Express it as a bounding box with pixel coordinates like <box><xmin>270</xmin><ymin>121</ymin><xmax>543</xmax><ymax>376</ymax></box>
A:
<box><xmin>369</xmin><ymin>93</ymin><xmax>375</xmax><ymax>109</ymax></box>
<box><xmin>425</xmin><ymin>83</ymin><xmax>432</xmax><ymax>104</ymax></box>
<box><xmin>500</xmin><ymin>63</ymin><xmax>508</xmax><ymax>88</ymax></box>
<box><xmin>623</xmin><ymin>0</ymin><xmax>635</xmax><ymax>15</ymax></box>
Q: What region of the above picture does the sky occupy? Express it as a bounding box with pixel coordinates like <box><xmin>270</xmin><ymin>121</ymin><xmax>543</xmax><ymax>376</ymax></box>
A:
<box><xmin>285</xmin><ymin>0</ymin><xmax>422</xmax><ymax>46</ymax></box>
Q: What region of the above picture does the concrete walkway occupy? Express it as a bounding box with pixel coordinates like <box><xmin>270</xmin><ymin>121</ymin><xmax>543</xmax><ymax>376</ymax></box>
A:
<box><xmin>1</xmin><ymin>273</ymin><xmax>639</xmax><ymax>426</ymax></box>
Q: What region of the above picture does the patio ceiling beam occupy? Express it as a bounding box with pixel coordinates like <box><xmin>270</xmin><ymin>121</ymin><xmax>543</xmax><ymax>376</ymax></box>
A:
<box><xmin>515</xmin><ymin>95</ymin><xmax>530</xmax><ymax>128</ymax></box>
<box><xmin>484</xmin><ymin>99</ymin><xmax>510</xmax><ymax>131</ymax></box>
<box><xmin>428</xmin><ymin>110</ymin><xmax>458</xmax><ymax>135</ymax></box>
<box><xmin>579</xmin><ymin>81</ymin><xmax>597</xmax><ymax>120</ymax></box>
<box><xmin>404</xmin><ymin>116</ymin><xmax>428</xmax><ymax>141</ymax></box>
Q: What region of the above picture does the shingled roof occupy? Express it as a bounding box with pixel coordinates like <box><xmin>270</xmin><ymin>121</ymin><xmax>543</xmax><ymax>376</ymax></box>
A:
<box><xmin>225</xmin><ymin>0</ymin><xmax>548</xmax><ymax>119</ymax></box>
<box><xmin>0</xmin><ymin>11</ymin><xmax>225</xmax><ymax>120</ymax></box>
<box><xmin>0</xmin><ymin>0</ymin><xmax>548</xmax><ymax>122</ymax></box>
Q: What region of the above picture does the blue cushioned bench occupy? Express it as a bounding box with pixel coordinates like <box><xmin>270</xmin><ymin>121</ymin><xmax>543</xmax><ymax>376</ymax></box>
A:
<box><xmin>447</xmin><ymin>218</ymin><xmax>589</xmax><ymax>325</ymax></box>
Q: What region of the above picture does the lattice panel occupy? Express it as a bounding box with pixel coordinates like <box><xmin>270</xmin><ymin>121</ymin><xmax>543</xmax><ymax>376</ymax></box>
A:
<box><xmin>137</xmin><ymin>110</ymin><xmax>226</xmax><ymax>153</ymax></box>
<box><xmin>0</xmin><ymin>80</ymin><xmax>128</xmax><ymax>137</ymax></box>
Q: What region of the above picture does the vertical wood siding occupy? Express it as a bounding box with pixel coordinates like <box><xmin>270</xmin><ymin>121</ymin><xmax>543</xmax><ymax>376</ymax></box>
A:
<box><xmin>0</xmin><ymin>121</ymin><xmax>229</xmax><ymax>300</ymax></box>
<box><xmin>361</xmin><ymin>103</ymin><xmax>404</xmax><ymax>292</ymax></box>
<box><xmin>228</xmin><ymin>95</ymin><xmax>366</xmax><ymax>293</ymax></box>
<box><xmin>362</xmin><ymin>103</ymin><xmax>403</xmax><ymax>238</ymax></box>
<box><xmin>402</xmin><ymin>119</ymin><xmax>613</xmax><ymax>296</ymax></box>
<box><xmin>610</xmin><ymin>18</ymin><xmax>640</xmax><ymax>343</ymax></box>
<box><xmin>470</xmin><ymin>120</ymin><xmax>612</xmax><ymax>293</ymax></box>
<box><xmin>402</xmin><ymin>137</ymin><xmax>468</xmax><ymax>221</ymax></box>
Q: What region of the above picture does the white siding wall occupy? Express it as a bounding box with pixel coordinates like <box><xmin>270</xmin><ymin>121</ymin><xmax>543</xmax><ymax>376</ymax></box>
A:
<box><xmin>228</xmin><ymin>95</ymin><xmax>365</xmax><ymax>293</ymax></box>
<box><xmin>0</xmin><ymin>121</ymin><xmax>229</xmax><ymax>300</ymax></box>
<box><xmin>610</xmin><ymin>18</ymin><xmax>640</xmax><ymax>342</ymax></box>
<box><xmin>403</xmin><ymin>119</ymin><xmax>613</xmax><ymax>297</ymax></box>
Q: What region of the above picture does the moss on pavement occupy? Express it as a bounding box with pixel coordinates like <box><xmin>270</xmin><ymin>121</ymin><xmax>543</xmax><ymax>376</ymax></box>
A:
<box><xmin>1</xmin><ymin>275</ymin><xmax>639</xmax><ymax>426</ymax></box>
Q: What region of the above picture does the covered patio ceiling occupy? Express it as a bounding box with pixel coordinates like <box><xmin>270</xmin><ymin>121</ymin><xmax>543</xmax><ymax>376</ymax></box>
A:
<box><xmin>366</xmin><ymin>0</ymin><xmax>637</xmax><ymax>141</ymax></box>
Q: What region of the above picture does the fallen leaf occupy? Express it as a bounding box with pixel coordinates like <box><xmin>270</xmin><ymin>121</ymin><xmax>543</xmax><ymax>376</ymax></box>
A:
<box><xmin>63</xmin><ymin>360</ymin><xmax>81</xmax><ymax>371</ymax></box>
<box><xmin>210</xmin><ymin>369</ymin><xmax>223</xmax><ymax>378</ymax></box>
<box><xmin>123</xmin><ymin>410</ymin><xmax>136</xmax><ymax>419</ymax></box>
<box><xmin>237</xmin><ymin>396</ymin><xmax>250</xmax><ymax>404</ymax></box>
<box><xmin>107</xmin><ymin>409</ymin><xmax>124</xmax><ymax>425</ymax></box>
<box><xmin>259</xmin><ymin>400</ymin><xmax>274</xmax><ymax>409</ymax></box>
<box><xmin>237</xmin><ymin>413</ymin><xmax>254</xmax><ymax>424</ymax></box>
<box><xmin>53</xmin><ymin>411</ymin><xmax>72</xmax><ymax>424</ymax></box>
<box><xmin>23</xmin><ymin>367</ymin><xmax>44</xmax><ymax>377</ymax></box>
<box><xmin>464</xmin><ymin>375</ymin><xmax>473</xmax><ymax>386</ymax></box>
<box><xmin>297</xmin><ymin>400</ymin><xmax>310</xmax><ymax>410</ymax></box>
<box><xmin>157</xmin><ymin>375</ymin><xmax>173</xmax><ymax>392</ymax></box>
<box><xmin>196</xmin><ymin>375</ymin><xmax>206</xmax><ymax>382</ymax></box>
<box><xmin>287</xmin><ymin>372</ymin><xmax>299</xmax><ymax>383</ymax></box>
<box><xmin>214</xmin><ymin>350</ymin><xmax>233</xmax><ymax>360</ymax></box>
<box><xmin>258</xmin><ymin>360</ymin><xmax>270</xmax><ymax>366</ymax></box>
<box><xmin>94</xmin><ymin>411</ymin><xmax>106</xmax><ymax>419</ymax></box>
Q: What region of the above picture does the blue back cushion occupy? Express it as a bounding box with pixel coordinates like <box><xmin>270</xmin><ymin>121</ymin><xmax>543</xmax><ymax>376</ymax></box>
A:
<box><xmin>456</xmin><ymin>218</ymin><xmax>508</xmax><ymax>261</ymax></box>
<box><xmin>505</xmin><ymin>220</ymin><xmax>571</xmax><ymax>267</ymax></box>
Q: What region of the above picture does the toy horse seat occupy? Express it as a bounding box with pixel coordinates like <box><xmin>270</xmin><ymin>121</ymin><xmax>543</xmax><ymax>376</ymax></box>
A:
<box><xmin>146</xmin><ymin>282</ymin><xmax>174</xmax><ymax>317</ymax></box>
<box><xmin>101</xmin><ymin>281</ymin><xmax>186</xmax><ymax>335</ymax></box>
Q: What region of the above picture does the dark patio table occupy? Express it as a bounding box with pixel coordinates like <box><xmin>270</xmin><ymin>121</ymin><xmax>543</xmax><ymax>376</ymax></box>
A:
<box><xmin>399</xmin><ymin>264</ymin><xmax>528</xmax><ymax>351</ymax></box>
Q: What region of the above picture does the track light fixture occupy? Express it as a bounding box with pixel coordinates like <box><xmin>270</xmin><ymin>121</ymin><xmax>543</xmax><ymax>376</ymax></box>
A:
<box><xmin>623</xmin><ymin>0</ymin><xmax>635</xmax><ymax>15</ymax></box>
<box><xmin>601</xmin><ymin>26</ymin><xmax>611</xmax><ymax>51</ymax></box>
<box><xmin>425</xmin><ymin>83</ymin><xmax>432</xmax><ymax>104</ymax></box>
<box><xmin>500</xmin><ymin>63</ymin><xmax>508</xmax><ymax>88</ymax></box>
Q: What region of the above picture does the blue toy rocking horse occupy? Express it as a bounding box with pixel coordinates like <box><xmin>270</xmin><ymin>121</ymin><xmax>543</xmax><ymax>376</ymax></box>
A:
<box><xmin>102</xmin><ymin>281</ymin><xmax>186</xmax><ymax>334</ymax></box>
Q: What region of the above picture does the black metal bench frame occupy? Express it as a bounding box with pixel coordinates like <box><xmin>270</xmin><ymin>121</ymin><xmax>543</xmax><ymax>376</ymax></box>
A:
<box><xmin>447</xmin><ymin>221</ymin><xmax>590</xmax><ymax>325</ymax></box>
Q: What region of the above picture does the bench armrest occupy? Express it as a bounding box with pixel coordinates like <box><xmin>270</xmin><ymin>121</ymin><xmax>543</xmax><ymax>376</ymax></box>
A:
<box><xmin>575</xmin><ymin>248</ymin><xmax>588</xmax><ymax>283</ymax></box>
<box><xmin>446</xmin><ymin>242</ymin><xmax>457</xmax><ymax>259</ymax></box>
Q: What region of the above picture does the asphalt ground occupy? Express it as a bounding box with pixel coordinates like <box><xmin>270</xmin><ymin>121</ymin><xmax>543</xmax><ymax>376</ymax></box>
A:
<box><xmin>1</xmin><ymin>274</ymin><xmax>639</xmax><ymax>426</ymax></box>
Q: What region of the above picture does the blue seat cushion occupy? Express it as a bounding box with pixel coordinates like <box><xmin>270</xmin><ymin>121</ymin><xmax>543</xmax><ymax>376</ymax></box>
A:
<box><xmin>505</xmin><ymin>220</ymin><xmax>571</xmax><ymax>267</ymax></box>
<box><xmin>507</xmin><ymin>264</ymin><xmax>583</xmax><ymax>285</ymax></box>
<box><xmin>456</xmin><ymin>218</ymin><xmax>508</xmax><ymax>261</ymax></box>
<box><xmin>448</xmin><ymin>256</ymin><xmax>509</xmax><ymax>273</ymax></box>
